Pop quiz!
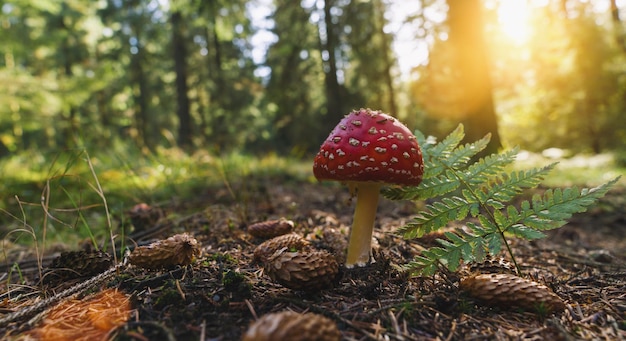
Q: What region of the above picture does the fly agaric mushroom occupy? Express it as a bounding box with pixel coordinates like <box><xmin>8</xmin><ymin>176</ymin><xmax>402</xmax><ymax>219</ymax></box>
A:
<box><xmin>313</xmin><ymin>108</ymin><xmax>424</xmax><ymax>267</ymax></box>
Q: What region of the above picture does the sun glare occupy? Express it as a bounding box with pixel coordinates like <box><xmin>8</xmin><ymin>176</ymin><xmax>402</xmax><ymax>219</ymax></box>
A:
<box><xmin>497</xmin><ymin>0</ymin><xmax>532</xmax><ymax>44</ymax></box>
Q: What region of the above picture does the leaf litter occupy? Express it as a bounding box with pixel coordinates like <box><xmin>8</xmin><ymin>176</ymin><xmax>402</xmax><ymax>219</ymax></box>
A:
<box><xmin>1</xmin><ymin>178</ymin><xmax>625</xmax><ymax>340</ymax></box>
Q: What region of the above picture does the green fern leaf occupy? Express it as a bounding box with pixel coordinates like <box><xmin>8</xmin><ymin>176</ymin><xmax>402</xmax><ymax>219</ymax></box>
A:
<box><xmin>484</xmin><ymin>232</ymin><xmax>502</xmax><ymax>255</ymax></box>
<box><xmin>533</xmin><ymin>177</ymin><xmax>619</xmax><ymax>229</ymax></box>
<box><xmin>463</xmin><ymin>148</ymin><xmax>519</xmax><ymax>185</ymax></box>
<box><xmin>445</xmin><ymin>231</ymin><xmax>478</xmax><ymax>261</ymax></box>
<box><xmin>477</xmin><ymin>214</ymin><xmax>499</xmax><ymax>234</ymax></box>
<box><xmin>477</xmin><ymin>164</ymin><xmax>556</xmax><ymax>206</ymax></box>
<box><xmin>388</xmin><ymin>124</ymin><xmax>620</xmax><ymax>277</ymax></box>
<box><xmin>440</xmin><ymin>135</ymin><xmax>491</xmax><ymax>171</ymax></box>
<box><xmin>400</xmin><ymin>196</ymin><xmax>471</xmax><ymax>238</ymax></box>
<box><xmin>404</xmin><ymin>248</ymin><xmax>447</xmax><ymax>276</ymax></box>
<box><xmin>436</xmin><ymin>239</ymin><xmax>463</xmax><ymax>271</ymax></box>
<box><xmin>506</xmin><ymin>224</ymin><xmax>546</xmax><ymax>239</ymax></box>
<box><xmin>383</xmin><ymin>175</ymin><xmax>460</xmax><ymax>201</ymax></box>
<box><xmin>429</xmin><ymin>124</ymin><xmax>465</xmax><ymax>160</ymax></box>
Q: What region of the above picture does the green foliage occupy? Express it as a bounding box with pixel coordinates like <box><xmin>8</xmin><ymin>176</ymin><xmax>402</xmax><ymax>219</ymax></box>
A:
<box><xmin>383</xmin><ymin>125</ymin><xmax>620</xmax><ymax>276</ymax></box>
<box><xmin>0</xmin><ymin>146</ymin><xmax>311</xmax><ymax>251</ymax></box>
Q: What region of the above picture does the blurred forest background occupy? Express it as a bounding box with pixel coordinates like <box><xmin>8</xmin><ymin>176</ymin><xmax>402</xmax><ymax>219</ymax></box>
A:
<box><xmin>2</xmin><ymin>0</ymin><xmax>626</xmax><ymax>158</ymax></box>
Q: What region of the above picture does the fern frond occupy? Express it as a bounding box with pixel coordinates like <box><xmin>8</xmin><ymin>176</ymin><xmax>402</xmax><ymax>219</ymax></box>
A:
<box><xmin>428</xmin><ymin>124</ymin><xmax>465</xmax><ymax>160</ymax></box>
<box><xmin>383</xmin><ymin>175</ymin><xmax>459</xmax><ymax>201</ymax></box>
<box><xmin>475</xmin><ymin>164</ymin><xmax>557</xmax><ymax>208</ymax></box>
<box><xmin>407</xmin><ymin>228</ymin><xmax>493</xmax><ymax>276</ymax></box>
<box><xmin>462</xmin><ymin>148</ymin><xmax>519</xmax><ymax>185</ymax></box>
<box><xmin>399</xmin><ymin>196</ymin><xmax>473</xmax><ymax>238</ymax></box>
<box><xmin>423</xmin><ymin>125</ymin><xmax>465</xmax><ymax>178</ymax></box>
<box><xmin>403</xmin><ymin>247</ymin><xmax>448</xmax><ymax>276</ymax></box>
<box><xmin>389</xmin><ymin>124</ymin><xmax>620</xmax><ymax>277</ymax></box>
<box><xmin>525</xmin><ymin>177</ymin><xmax>620</xmax><ymax>231</ymax></box>
<box><xmin>506</xmin><ymin>224</ymin><xmax>546</xmax><ymax>240</ymax></box>
<box><xmin>438</xmin><ymin>135</ymin><xmax>491</xmax><ymax>171</ymax></box>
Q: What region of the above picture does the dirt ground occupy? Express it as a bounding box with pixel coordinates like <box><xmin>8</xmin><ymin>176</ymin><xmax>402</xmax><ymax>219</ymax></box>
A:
<box><xmin>1</xmin><ymin>176</ymin><xmax>625</xmax><ymax>340</ymax></box>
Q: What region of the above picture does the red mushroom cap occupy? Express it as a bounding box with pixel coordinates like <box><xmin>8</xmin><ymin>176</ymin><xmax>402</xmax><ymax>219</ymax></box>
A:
<box><xmin>313</xmin><ymin>108</ymin><xmax>424</xmax><ymax>186</ymax></box>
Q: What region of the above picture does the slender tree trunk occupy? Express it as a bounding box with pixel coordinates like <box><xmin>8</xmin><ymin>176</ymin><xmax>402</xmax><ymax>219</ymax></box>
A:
<box><xmin>58</xmin><ymin>9</ymin><xmax>78</xmax><ymax>148</ymax></box>
<box><xmin>374</xmin><ymin>0</ymin><xmax>397</xmax><ymax>115</ymax></box>
<box><xmin>171</xmin><ymin>11</ymin><xmax>192</xmax><ymax>149</ymax></box>
<box><xmin>321</xmin><ymin>0</ymin><xmax>344</xmax><ymax>126</ymax></box>
<box><xmin>447</xmin><ymin>0</ymin><xmax>501</xmax><ymax>154</ymax></box>
<box><xmin>204</xmin><ymin>1</ymin><xmax>227</xmax><ymax>150</ymax></box>
<box><xmin>610</xmin><ymin>0</ymin><xmax>623</xmax><ymax>44</ymax></box>
<box><xmin>130</xmin><ymin>47</ymin><xmax>149</xmax><ymax>150</ymax></box>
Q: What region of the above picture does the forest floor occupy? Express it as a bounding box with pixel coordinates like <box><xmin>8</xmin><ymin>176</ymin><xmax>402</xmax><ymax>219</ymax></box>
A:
<box><xmin>1</xmin><ymin>176</ymin><xmax>625</xmax><ymax>340</ymax></box>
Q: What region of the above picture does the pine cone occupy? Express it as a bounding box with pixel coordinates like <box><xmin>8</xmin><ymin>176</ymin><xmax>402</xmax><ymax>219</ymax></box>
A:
<box><xmin>264</xmin><ymin>249</ymin><xmax>338</xmax><ymax>291</ymax></box>
<box><xmin>460</xmin><ymin>273</ymin><xmax>565</xmax><ymax>313</ymax></box>
<box><xmin>43</xmin><ymin>251</ymin><xmax>112</xmax><ymax>285</ymax></box>
<box><xmin>129</xmin><ymin>233</ymin><xmax>200</xmax><ymax>269</ymax></box>
<box><xmin>128</xmin><ymin>203</ymin><xmax>165</xmax><ymax>231</ymax></box>
<box><xmin>242</xmin><ymin>311</ymin><xmax>341</xmax><ymax>341</ymax></box>
<box><xmin>253</xmin><ymin>233</ymin><xmax>310</xmax><ymax>263</ymax></box>
<box><xmin>248</xmin><ymin>218</ymin><xmax>294</xmax><ymax>239</ymax></box>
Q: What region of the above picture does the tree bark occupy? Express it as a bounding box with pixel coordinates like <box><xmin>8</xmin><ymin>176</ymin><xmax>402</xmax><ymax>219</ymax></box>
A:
<box><xmin>171</xmin><ymin>11</ymin><xmax>192</xmax><ymax>149</ymax></box>
<box><xmin>130</xmin><ymin>46</ymin><xmax>149</xmax><ymax>150</ymax></box>
<box><xmin>610</xmin><ymin>0</ymin><xmax>626</xmax><ymax>52</ymax></box>
<box><xmin>447</xmin><ymin>0</ymin><xmax>501</xmax><ymax>154</ymax></box>
<box><xmin>321</xmin><ymin>0</ymin><xmax>344</xmax><ymax>126</ymax></box>
<box><xmin>374</xmin><ymin>0</ymin><xmax>397</xmax><ymax>115</ymax></box>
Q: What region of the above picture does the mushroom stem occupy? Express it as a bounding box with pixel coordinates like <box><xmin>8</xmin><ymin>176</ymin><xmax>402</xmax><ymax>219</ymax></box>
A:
<box><xmin>345</xmin><ymin>182</ymin><xmax>381</xmax><ymax>267</ymax></box>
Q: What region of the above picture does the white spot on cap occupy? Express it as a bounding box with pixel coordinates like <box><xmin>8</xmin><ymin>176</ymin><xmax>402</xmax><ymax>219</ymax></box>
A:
<box><xmin>351</xmin><ymin>120</ymin><xmax>362</xmax><ymax>126</ymax></box>
<box><xmin>349</xmin><ymin>138</ymin><xmax>359</xmax><ymax>146</ymax></box>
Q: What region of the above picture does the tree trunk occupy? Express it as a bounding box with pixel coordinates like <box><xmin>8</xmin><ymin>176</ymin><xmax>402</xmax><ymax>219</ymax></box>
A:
<box><xmin>447</xmin><ymin>0</ymin><xmax>501</xmax><ymax>154</ymax></box>
<box><xmin>610</xmin><ymin>0</ymin><xmax>626</xmax><ymax>51</ymax></box>
<box><xmin>374</xmin><ymin>0</ymin><xmax>397</xmax><ymax>115</ymax></box>
<box><xmin>171</xmin><ymin>11</ymin><xmax>192</xmax><ymax>149</ymax></box>
<box><xmin>58</xmin><ymin>8</ymin><xmax>78</xmax><ymax>148</ymax></box>
<box><xmin>130</xmin><ymin>47</ymin><xmax>149</xmax><ymax>151</ymax></box>
<box><xmin>321</xmin><ymin>0</ymin><xmax>344</xmax><ymax>125</ymax></box>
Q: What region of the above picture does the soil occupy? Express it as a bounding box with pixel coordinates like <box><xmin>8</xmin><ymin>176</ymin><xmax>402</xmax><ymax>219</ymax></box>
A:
<box><xmin>1</xmin><ymin>176</ymin><xmax>625</xmax><ymax>340</ymax></box>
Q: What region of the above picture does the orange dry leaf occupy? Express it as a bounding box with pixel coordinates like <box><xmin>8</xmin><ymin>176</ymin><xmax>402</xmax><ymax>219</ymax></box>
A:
<box><xmin>31</xmin><ymin>288</ymin><xmax>131</xmax><ymax>341</ymax></box>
